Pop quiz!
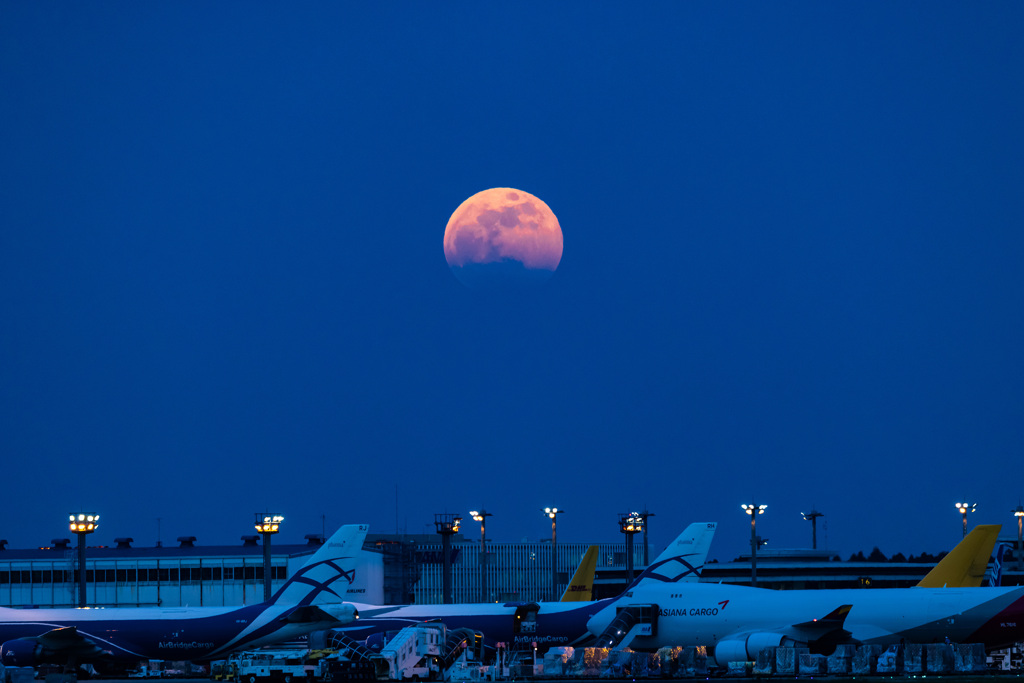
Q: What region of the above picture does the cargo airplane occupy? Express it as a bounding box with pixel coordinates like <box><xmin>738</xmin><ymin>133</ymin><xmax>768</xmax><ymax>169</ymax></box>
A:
<box><xmin>334</xmin><ymin>522</ymin><xmax>718</xmax><ymax>652</ymax></box>
<box><xmin>587</xmin><ymin>524</ymin><xmax>1024</xmax><ymax>662</ymax></box>
<box><xmin>0</xmin><ymin>524</ymin><xmax>368</xmax><ymax>669</ymax></box>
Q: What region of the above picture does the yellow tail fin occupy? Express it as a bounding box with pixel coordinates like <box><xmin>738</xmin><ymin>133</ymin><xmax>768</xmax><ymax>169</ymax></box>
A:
<box><xmin>916</xmin><ymin>524</ymin><xmax>1001</xmax><ymax>588</ymax></box>
<box><xmin>560</xmin><ymin>545</ymin><xmax>599</xmax><ymax>601</ymax></box>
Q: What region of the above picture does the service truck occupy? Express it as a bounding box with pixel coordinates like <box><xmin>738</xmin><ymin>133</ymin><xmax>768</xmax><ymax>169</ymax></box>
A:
<box><xmin>371</xmin><ymin>624</ymin><xmax>446</xmax><ymax>681</ymax></box>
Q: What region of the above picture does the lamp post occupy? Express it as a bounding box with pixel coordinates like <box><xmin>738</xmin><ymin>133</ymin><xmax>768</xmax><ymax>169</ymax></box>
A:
<box><xmin>639</xmin><ymin>509</ymin><xmax>654</xmax><ymax>566</ymax></box>
<box><xmin>741</xmin><ymin>503</ymin><xmax>767</xmax><ymax>586</ymax></box>
<box><xmin>801</xmin><ymin>509</ymin><xmax>824</xmax><ymax>549</ymax></box>
<box><xmin>255</xmin><ymin>514</ymin><xmax>284</xmax><ymax>601</ymax></box>
<box><xmin>544</xmin><ymin>507</ymin><xmax>564</xmax><ymax>601</ymax></box>
<box><xmin>955</xmin><ymin>502</ymin><xmax>976</xmax><ymax>538</ymax></box>
<box><xmin>618</xmin><ymin>512</ymin><xmax>644</xmax><ymax>585</ymax></box>
<box><xmin>469</xmin><ymin>510</ymin><xmax>493</xmax><ymax>603</ymax></box>
<box><xmin>1013</xmin><ymin>504</ymin><xmax>1024</xmax><ymax>571</ymax></box>
<box><xmin>434</xmin><ymin>513</ymin><xmax>461</xmax><ymax>604</ymax></box>
<box><xmin>69</xmin><ymin>513</ymin><xmax>99</xmax><ymax>607</ymax></box>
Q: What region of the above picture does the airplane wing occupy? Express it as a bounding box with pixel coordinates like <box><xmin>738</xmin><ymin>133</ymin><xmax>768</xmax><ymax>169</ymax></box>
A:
<box><xmin>710</xmin><ymin>605</ymin><xmax>856</xmax><ymax>661</ymax></box>
<box><xmin>283</xmin><ymin>604</ymin><xmax>358</xmax><ymax>625</ymax></box>
<box><xmin>841</xmin><ymin>623</ymin><xmax>898</xmax><ymax>642</ymax></box>
<box><xmin>788</xmin><ymin>604</ymin><xmax>853</xmax><ymax>639</ymax></box>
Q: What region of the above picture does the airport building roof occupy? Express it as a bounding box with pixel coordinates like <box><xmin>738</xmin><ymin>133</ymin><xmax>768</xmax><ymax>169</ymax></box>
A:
<box><xmin>0</xmin><ymin>535</ymin><xmax>329</xmax><ymax>561</ymax></box>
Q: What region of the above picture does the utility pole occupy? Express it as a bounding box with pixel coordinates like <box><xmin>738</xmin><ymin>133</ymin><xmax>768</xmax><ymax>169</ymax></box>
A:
<box><xmin>802</xmin><ymin>509</ymin><xmax>824</xmax><ymax>549</ymax></box>
<box><xmin>741</xmin><ymin>503</ymin><xmax>767</xmax><ymax>586</ymax></box>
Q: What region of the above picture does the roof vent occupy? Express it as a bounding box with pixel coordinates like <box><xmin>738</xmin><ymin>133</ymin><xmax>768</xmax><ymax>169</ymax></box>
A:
<box><xmin>115</xmin><ymin>537</ymin><xmax>134</xmax><ymax>549</ymax></box>
<box><xmin>177</xmin><ymin>536</ymin><xmax>197</xmax><ymax>548</ymax></box>
<box><xmin>51</xmin><ymin>538</ymin><xmax>71</xmax><ymax>550</ymax></box>
<box><xmin>305</xmin><ymin>534</ymin><xmax>325</xmax><ymax>546</ymax></box>
<box><xmin>241</xmin><ymin>535</ymin><xmax>260</xmax><ymax>547</ymax></box>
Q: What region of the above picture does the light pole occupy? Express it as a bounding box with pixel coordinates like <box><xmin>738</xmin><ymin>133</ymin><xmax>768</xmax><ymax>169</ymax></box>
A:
<box><xmin>544</xmin><ymin>507</ymin><xmax>564</xmax><ymax>601</ymax></box>
<box><xmin>470</xmin><ymin>510</ymin><xmax>493</xmax><ymax>603</ymax></box>
<box><xmin>255</xmin><ymin>514</ymin><xmax>284</xmax><ymax>601</ymax></box>
<box><xmin>741</xmin><ymin>503</ymin><xmax>767</xmax><ymax>586</ymax></box>
<box><xmin>955</xmin><ymin>502</ymin><xmax>976</xmax><ymax>538</ymax></box>
<box><xmin>434</xmin><ymin>513</ymin><xmax>461</xmax><ymax>604</ymax></box>
<box><xmin>801</xmin><ymin>509</ymin><xmax>823</xmax><ymax>549</ymax></box>
<box><xmin>639</xmin><ymin>509</ymin><xmax>654</xmax><ymax>566</ymax></box>
<box><xmin>1013</xmin><ymin>504</ymin><xmax>1024</xmax><ymax>571</ymax></box>
<box><xmin>69</xmin><ymin>513</ymin><xmax>99</xmax><ymax>607</ymax></box>
<box><xmin>618</xmin><ymin>512</ymin><xmax>644</xmax><ymax>585</ymax></box>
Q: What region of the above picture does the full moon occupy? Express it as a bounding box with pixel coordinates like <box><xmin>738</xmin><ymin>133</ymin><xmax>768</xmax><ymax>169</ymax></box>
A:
<box><xmin>443</xmin><ymin>188</ymin><xmax>563</xmax><ymax>289</ymax></box>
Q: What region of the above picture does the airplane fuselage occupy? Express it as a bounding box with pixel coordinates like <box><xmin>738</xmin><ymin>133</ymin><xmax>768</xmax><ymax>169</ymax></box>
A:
<box><xmin>342</xmin><ymin>599</ymin><xmax>612</xmax><ymax>652</ymax></box>
<box><xmin>588</xmin><ymin>582</ymin><xmax>1024</xmax><ymax>656</ymax></box>
<box><xmin>0</xmin><ymin>602</ymin><xmax>327</xmax><ymax>663</ymax></box>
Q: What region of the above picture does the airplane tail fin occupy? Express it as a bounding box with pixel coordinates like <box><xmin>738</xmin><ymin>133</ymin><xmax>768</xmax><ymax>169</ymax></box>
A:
<box><xmin>624</xmin><ymin>522</ymin><xmax>717</xmax><ymax>592</ymax></box>
<box><xmin>268</xmin><ymin>523</ymin><xmax>369</xmax><ymax>606</ymax></box>
<box><xmin>916</xmin><ymin>524</ymin><xmax>1001</xmax><ymax>588</ymax></box>
<box><xmin>560</xmin><ymin>545</ymin><xmax>599</xmax><ymax>602</ymax></box>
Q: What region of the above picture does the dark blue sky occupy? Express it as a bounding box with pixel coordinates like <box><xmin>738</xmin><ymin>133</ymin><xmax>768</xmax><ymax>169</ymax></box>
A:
<box><xmin>2</xmin><ymin>3</ymin><xmax>1023</xmax><ymax>563</ymax></box>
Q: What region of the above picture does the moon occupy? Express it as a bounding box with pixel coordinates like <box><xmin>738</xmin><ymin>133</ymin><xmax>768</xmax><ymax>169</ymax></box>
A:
<box><xmin>443</xmin><ymin>188</ymin><xmax>563</xmax><ymax>289</ymax></box>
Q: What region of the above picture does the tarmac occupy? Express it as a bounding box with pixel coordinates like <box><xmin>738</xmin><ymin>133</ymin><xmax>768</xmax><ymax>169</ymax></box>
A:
<box><xmin>57</xmin><ymin>677</ymin><xmax>1024</xmax><ymax>683</ymax></box>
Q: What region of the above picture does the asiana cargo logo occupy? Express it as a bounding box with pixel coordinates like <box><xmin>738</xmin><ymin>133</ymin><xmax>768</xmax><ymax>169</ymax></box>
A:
<box><xmin>660</xmin><ymin>600</ymin><xmax>729</xmax><ymax>618</ymax></box>
<box><xmin>158</xmin><ymin>641</ymin><xmax>215</xmax><ymax>650</ymax></box>
<box><xmin>660</xmin><ymin>607</ymin><xmax>719</xmax><ymax>617</ymax></box>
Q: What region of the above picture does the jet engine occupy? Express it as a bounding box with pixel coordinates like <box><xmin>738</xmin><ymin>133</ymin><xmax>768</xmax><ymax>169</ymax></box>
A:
<box><xmin>713</xmin><ymin>633</ymin><xmax>791</xmax><ymax>663</ymax></box>
<box><xmin>320</xmin><ymin>603</ymin><xmax>359</xmax><ymax>624</ymax></box>
<box><xmin>364</xmin><ymin>631</ymin><xmax>388</xmax><ymax>651</ymax></box>
<box><xmin>0</xmin><ymin>638</ymin><xmax>44</xmax><ymax>666</ymax></box>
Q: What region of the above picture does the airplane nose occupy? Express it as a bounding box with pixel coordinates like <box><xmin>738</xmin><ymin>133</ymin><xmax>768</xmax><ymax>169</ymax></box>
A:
<box><xmin>587</xmin><ymin>607</ymin><xmax>613</xmax><ymax>636</ymax></box>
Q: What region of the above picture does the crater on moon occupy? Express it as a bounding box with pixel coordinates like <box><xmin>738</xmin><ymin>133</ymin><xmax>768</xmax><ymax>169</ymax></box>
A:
<box><xmin>443</xmin><ymin>187</ymin><xmax>563</xmax><ymax>289</ymax></box>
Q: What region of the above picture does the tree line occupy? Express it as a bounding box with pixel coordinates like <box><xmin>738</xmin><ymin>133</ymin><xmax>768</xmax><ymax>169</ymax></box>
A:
<box><xmin>846</xmin><ymin>548</ymin><xmax>949</xmax><ymax>563</ymax></box>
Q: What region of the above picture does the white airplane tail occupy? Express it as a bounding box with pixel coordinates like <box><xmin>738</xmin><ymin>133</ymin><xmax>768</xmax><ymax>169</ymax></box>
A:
<box><xmin>625</xmin><ymin>522</ymin><xmax>717</xmax><ymax>591</ymax></box>
<box><xmin>269</xmin><ymin>523</ymin><xmax>369</xmax><ymax>607</ymax></box>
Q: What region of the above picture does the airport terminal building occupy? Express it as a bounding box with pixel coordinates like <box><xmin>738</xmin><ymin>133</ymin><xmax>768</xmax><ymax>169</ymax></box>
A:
<box><xmin>0</xmin><ymin>534</ymin><xmax>387</xmax><ymax>609</ymax></box>
<box><xmin>1</xmin><ymin>531</ymin><xmax>1020</xmax><ymax>609</ymax></box>
<box><xmin>0</xmin><ymin>532</ymin><xmax>643</xmax><ymax>609</ymax></box>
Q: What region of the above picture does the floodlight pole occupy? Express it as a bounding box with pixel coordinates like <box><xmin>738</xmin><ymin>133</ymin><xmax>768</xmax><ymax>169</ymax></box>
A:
<box><xmin>619</xmin><ymin>512</ymin><xmax>644</xmax><ymax>585</ymax></box>
<box><xmin>77</xmin><ymin>534</ymin><xmax>87</xmax><ymax>606</ymax></box>
<box><xmin>742</xmin><ymin>503</ymin><xmax>767</xmax><ymax>587</ymax></box>
<box><xmin>69</xmin><ymin>513</ymin><xmax>99</xmax><ymax>607</ymax></box>
<box><xmin>470</xmin><ymin>510</ymin><xmax>493</xmax><ymax>603</ymax></box>
<box><xmin>544</xmin><ymin>508</ymin><xmax>564</xmax><ymax>601</ymax></box>
<box><xmin>1013</xmin><ymin>504</ymin><xmax>1024</xmax><ymax>571</ymax></box>
<box><xmin>955</xmin><ymin>501</ymin><xmax>976</xmax><ymax>538</ymax></box>
<box><xmin>802</xmin><ymin>509</ymin><xmax>824</xmax><ymax>549</ymax></box>
<box><xmin>435</xmin><ymin>514</ymin><xmax>462</xmax><ymax>604</ymax></box>
<box><xmin>255</xmin><ymin>513</ymin><xmax>284</xmax><ymax>602</ymax></box>
<box><xmin>263</xmin><ymin>532</ymin><xmax>272</xmax><ymax>600</ymax></box>
<box><xmin>750</xmin><ymin>509</ymin><xmax>758</xmax><ymax>586</ymax></box>
<box><xmin>641</xmin><ymin>510</ymin><xmax>654</xmax><ymax>567</ymax></box>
